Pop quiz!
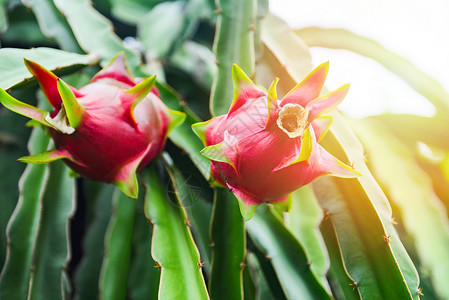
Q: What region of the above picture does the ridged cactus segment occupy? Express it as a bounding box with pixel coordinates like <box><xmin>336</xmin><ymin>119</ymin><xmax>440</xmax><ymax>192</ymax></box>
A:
<box><xmin>288</xmin><ymin>186</ymin><xmax>331</xmax><ymax>290</ymax></box>
<box><xmin>210</xmin><ymin>0</ymin><xmax>256</xmax><ymax>116</ymax></box>
<box><xmin>127</xmin><ymin>198</ymin><xmax>160</xmax><ymax>300</ymax></box>
<box><xmin>209</xmin><ymin>189</ymin><xmax>245</xmax><ymax>300</ymax></box>
<box><xmin>73</xmin><ymin>184</ymin><xmax>114</xmax><ymax>300</ymax></box>
<box><xmin>246</xmin><ymin>205</ymin><xmax>332</xmax><ymax>299</ymax></box>
<box><xmin>313</xmin><ymin>114</ymin><xmax>418</xmax><ymax>299</ymax></box>
<box><xmin>28</xmin><ymin>161</ymin><xmax>75</xmax><ymax>300</ymax></box>
<box><xmin>320</xmin><ymin>217</ymin><xmax>361</xmax><ymax>300</ymax></box>
<box><xmin>143</xmin><ymin>165</ymin><xmax>209</xmax><ymax>300</ymax></box>
<box><xmin>100</xmin><ymin>189</ymin><xmax>137</xmax><ymax>300</ymax></box>
<box><xmin>163</xmin><ymin>158</ymin><xmax>213</xmax><ymax>272</ymax></box>
<box><xmin>0</xmin><ymin>127</ymin><xmax>51</xmax><ymax>300</ymax></box>
<box><xmin>351</xmin><ymin>118</ymin><xmax>449</xmax><ymax>300</ymax></box>
<box><xmin>205</xmin><ymin>0</ymin><xmax>254</xmax><ymax>298</ymax></box>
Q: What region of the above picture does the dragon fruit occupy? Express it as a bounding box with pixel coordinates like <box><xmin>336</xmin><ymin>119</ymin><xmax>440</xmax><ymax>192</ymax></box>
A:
<box><xmin>192</xmin><ymin>63</ymin><xmax>359</xmax><ymax>219</ymax></box>
<box><xmin>0</xmin><ymin>53</ymin><xmax>185</xmax><ymax>198</ymax></box>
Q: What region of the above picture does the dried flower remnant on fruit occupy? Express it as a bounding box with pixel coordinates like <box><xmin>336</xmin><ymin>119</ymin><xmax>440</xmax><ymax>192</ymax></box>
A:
<box><xmin>193</xmin><ymin>63</ymin><xmax>359</xmax><ymax>220</ymax></box>
<box><xmin>277</xmin><ymin>104</ymin><xmax>309</xmax><ymax>138</ymax></box>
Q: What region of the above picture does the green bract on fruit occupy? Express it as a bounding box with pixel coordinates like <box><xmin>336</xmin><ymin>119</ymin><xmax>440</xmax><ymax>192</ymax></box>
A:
<box><xmin>193</xmin><ymin>63</ymin><xmax>359</xmax><ymax>219</ymax></box>
<box><xmin>0</xmin><ymin>53</ymin><xmax>185</xmax><ymax>198</ymax></box>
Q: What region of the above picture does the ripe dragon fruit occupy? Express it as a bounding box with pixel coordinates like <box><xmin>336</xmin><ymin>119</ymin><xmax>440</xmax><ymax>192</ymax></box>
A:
<box><xmin>193</xmin><ymin>63</ymin><xmax>359</xmax><ymax>219</ymax></box>
<box><xmin>0</xmin><ymin>53</ymin><xmax>185</xmax><ymax>198</ymax></box>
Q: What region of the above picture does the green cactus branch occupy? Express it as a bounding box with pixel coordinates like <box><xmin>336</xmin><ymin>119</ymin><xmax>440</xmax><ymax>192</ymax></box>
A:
<box><xmin>143</xmin><ymin>163</ymin><xmax>209</xmax><ymax>300</ymax></box>
<box><xmin>208</xmin><ymin>188</ymin><xmax>245</xmax><ymax>300</ymax></box>
<box><xmin>100</xmin><ymin>189</ymin><xmax>137</xmax><ymax>300</ymax></box>
<box><xmin>247</xmin><ymin>205</ymin><xmax>332</xmax><ymax>299</ymax></box>
<box><xmin>73</xmin><ymin>184</ymin><xmax>114</xmax><ymax>300</ymax></box>
<box><xmin>210</xmin><ymin>0</ymin><xmax>256</xmax><ymax>116</ymax></box>
<box><xmin>0</xmin><ymin>126</ymin><xmax>51</xmax><ymax>299</ymax></box>
<box><xmin>28</xmin><ymin>161</ymin><xmax>75</xmax><ymax>300</ymax></box>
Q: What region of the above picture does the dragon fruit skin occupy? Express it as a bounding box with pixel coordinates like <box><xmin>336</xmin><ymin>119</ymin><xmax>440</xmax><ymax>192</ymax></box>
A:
<box><xmin>0</xmin><ymin>53</ymin><xmax>185</xmax><ymax>198</ymax></box>
<box><xmin>193</xmin><ymin>63</ymin><xmax>359</xmax><ymax>218</ymax></box>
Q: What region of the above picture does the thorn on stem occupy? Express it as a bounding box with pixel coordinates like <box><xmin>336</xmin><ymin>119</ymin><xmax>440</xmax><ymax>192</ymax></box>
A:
<box><xmin>249</xmin><ymin>23</ymin><xmax>256</xmax><ymax>32</ymax></box>
<box><xmin>240</xmin><ymin>262</ymin><xmax>246</xmax><ymax>270</ymax></box>
<box><xmin>349</xmin><ymin>281</ymin><xmax>358</xmax><ymax>291</ymax></box>
<box><xmin>383</xmin><ymin>234</ymin><xmax>391</xmax><ymax>244</ymax></box>
<box><xmin>154</xmin><ymin>262</ymin><xmax>162</xmax><ymax>269</ymax></box>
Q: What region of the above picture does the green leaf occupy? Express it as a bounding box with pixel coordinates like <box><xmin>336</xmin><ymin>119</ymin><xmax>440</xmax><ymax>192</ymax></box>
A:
<box><xmin>109</xmin><ymin>0</ymin><xmax>163</xmax><ymax>24</ymax></box>
<box><xmin>209</xmin><ymin>188</ymin><xmax>245</xmax><ymax>300</ymax></box>
<box><xmin>350</xmin><ymin>118</ymin><xmax>449</xmax><ymax>300</ymax></box>
<box><xmin>28</xmin><ymin>161</ymin><xmax>75</xmax><ymax>300</ymax></box>
<box><xmin>0</xmin><ymin>47</ymin><xmax>98</xmax><ymax>90</ymax></box>
<box><xmin>53</xmin><ymin>0</ymin><xmax>143</xmax><ymax>75</ymax></box>
<box><xmin>142</xmin><ymin>164</ymin><xmax>209</xmax><ymax>300</ymax></box>
<box><xmin>246</xmin><ymin>205</ymin><xmax>332</xmax><ymax>299</ymax></box>
<box><xmin>0</xmin><ymin>126</ymin><xmax>51</xmax><ymax>300</ymax></box>
<box><xmin>74</xmin><ymin>184</ymin><xmax>114</xmax><ymax>300</ymax></box>
<box><xmin>138</xmin><ymin>1</ymin><xmax>186</xmax><ymax>58</ymax></box>
<box><xmin>100</xmin><ymin>189</ymin><xmax>137</xmax><ymax>300</ymax></box>
<box><xmin>210</xmin><ymin>0</ymin><xmax>256</xmax><ymax>116</ymax></box>
<box><xmin>22</xmin><ymin>0</ymin><xmax>82</xmax><ymax>52</ymax></box>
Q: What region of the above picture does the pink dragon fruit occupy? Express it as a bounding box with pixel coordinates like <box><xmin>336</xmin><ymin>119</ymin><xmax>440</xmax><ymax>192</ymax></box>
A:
<box><xmin>0</xmin><ymin>53</ymin><xmax>185</xmax><ymax>198</ymax></box>
<box><xmin>193</xmin><ymin>63</ymin><xmax>359</xmax><ymax>219</ymax></box>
